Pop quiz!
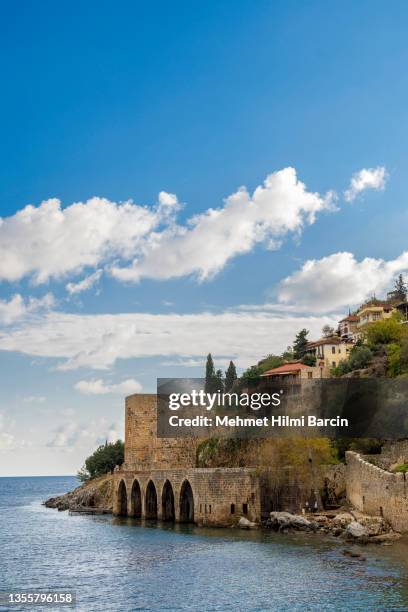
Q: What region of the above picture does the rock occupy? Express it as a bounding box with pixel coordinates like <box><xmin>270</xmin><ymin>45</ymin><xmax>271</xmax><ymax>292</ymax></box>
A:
<box><xmin>43</xmin><ymin>474</ymin><xmax>113</xmax><ymax>513</ymax></box>
<box><xmin>369</xmin><ymin>531</ymin><xmax>402</xmax><ymax>544</ymax></box>
<box><xmin>342</xmin><ymin>549</ymin><xmax>366</xmax><ymax>561</ymax></box>
<box><xmin>333</xmin><ymin>512</ymin><xmax>354</xmax><ymax>528</ymax></box>
<box><xmin>238</xmin><ymin>517</ymin><xmax>257</xmax><ymax>529</ymax></box>
<box><xmin>268</xmin><ymin>511</ymin><xmax>312</xmax><ymax>531</ymax></box>
<box><xmin>357</xmin><ymin>516</ymin><xmax>387</xmax><ymax>536</ymax></box>
<box><xmin>346</xmin><ymin>521</ymin><xmax>367</xmax><ymax>539</ymax></box>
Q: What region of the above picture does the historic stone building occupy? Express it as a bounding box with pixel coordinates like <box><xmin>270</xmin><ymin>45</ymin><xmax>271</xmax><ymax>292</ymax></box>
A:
<box><xmin>113</xmin><ymin>394</ymin><xmax>263</xmax><ymax>526</ymax></box>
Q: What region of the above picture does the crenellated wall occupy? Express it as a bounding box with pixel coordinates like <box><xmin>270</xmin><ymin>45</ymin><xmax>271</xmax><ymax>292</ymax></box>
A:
<box><xmin>346</xmin><ymin>451</ymin><xmax>408</xmax><ymax>533</ymax></box>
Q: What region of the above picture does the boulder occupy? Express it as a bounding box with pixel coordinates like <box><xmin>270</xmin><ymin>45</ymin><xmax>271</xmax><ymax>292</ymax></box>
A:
<box><xmin>238</xmin><ymin>517</ymin><xmax>257</xmax><ymax>529</ymax></box>
<box><xmin>333</xmin><ymin>512</ymin><xmax>354</xmax><ymax>528</ymax></box>
<box><xmin>346</xmin><ymin>521</ymin><xmax>367</xmax><ymax>539</ymax></box>
<box><xmin>268</xmin><ymin>511</ymin><xmax>312</xmax><ymax>531</ymax></box>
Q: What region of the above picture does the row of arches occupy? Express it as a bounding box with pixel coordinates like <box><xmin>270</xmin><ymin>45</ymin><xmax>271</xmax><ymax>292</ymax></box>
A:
<box><xmin>117</xmin><ymin>478</ymin><xmax>194</xmax><ymax>523</ymax></box>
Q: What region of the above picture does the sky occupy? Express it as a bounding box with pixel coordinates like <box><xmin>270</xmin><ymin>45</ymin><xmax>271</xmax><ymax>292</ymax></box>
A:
<box><xmin>1</xmin><ymin>0</ymin><xmax>408</xmax><ymax>475</ymax></box>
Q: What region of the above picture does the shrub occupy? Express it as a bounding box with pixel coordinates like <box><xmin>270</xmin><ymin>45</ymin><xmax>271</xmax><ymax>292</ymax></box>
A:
<box><xmin>387</xmin><ymin>343</ymin><xmax>402</xmax><ymax>377</ymax></box>
<box><xmin>77</xmin><ymin>440</ymin><xmax>124</xmax><ymax>481</ymax></box>
<box><xmin>348</xmin><ymin>346</ymin><xmax>373</xmax><ymax>370</ymax></box>
<box><xmin>393</xmin><ymin>463</ymin><xmax>408</xmax><ymax>473</ymax></box>
<box><xmin>302</xmin><ymin>353</ymin><xmax>316</xmax><ymax>367</ymax></box>
<box><xmin>365</xmin><ymin>317</ymin><xmax>404</xmax><ymax>347</ymax></box>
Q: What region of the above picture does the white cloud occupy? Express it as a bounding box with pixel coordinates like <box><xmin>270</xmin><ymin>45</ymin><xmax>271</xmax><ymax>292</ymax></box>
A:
<box><xmin>66</xmin><ymin>270</ymin><xmax>102</xmax><ymax>295</ymax></box>
<box><xmin>47</xmin><ymin>418</ymin><xmax>121</xmax><ymax>449</ymax></box>
<box><xmin>0</xmin><ymin>293</ymin><xmax>54</xmax><ymax>325</ymax></box>
<box><xmin>0</xmin><ymin>308</ymin><xmax>338</xmax><ymax>370</ymax></box>
<box><xmin>75</xmin><ymin>378</ymin><xmax>142</xmax><ymax>395</ymax></box>
<box><xmin>112</xmin><ymin>167</ymin><xmax>336</xmax><ymax>282</ymax></box>
<box><xmin>344</xmin><ymin>166</ymin><xmax>387</xmax><ymax>202</ymax></box>
<box><xmin>278</xmin><ymin>251</ymin><xmax>408</xmax><ymax>312</ymax></box>
<box><xmin>0</xmin><ymin>169</ymin><xmax>336</xmax><ymax>286</ymax></box>
<box><xmin>0</xmin><ymin>194</ymin><xmax>179</xmax><ymax>284</ymax></box>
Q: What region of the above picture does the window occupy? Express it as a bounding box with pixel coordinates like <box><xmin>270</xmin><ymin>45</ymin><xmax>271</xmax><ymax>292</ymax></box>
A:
<box><xmin>332</xmin><ymin>346</ymin><xmax>335</xmax><ymax>354</ymax></box>
<box><xmin>200</xmin><ymin>504</ymin><xmax>202</xmax><ymax>513</ymax></box>
<box><xmin>209</xmin><ymin>504</ymin><xmax>211</xmax><ymax>514</ymax></box>
<box><xmin>307</xmin><ymin>372</ymin><xmax>313</xmax><ymax>379</ymax></box>
<box><xmin>230</xmin><ymin>504</ymin><xmax>235</xmax><ymax>514</ymax></box>
<box><xmin>242</xmin><ymin>503</ymin><xmax>248</xmax><ymax>514</ymax></box>
<box><xmin>332</xmin><ymin>362</ymin><xmax>336</xmax><ymax>367</ymax></box>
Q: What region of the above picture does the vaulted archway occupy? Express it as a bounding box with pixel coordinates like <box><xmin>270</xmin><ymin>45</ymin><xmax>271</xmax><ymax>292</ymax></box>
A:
<box><xmin>130</xmin><ymin>479</ymin><xmax>142</xmax><ymax>518</ymax></box>
<box><xmin>117</xmin><ymin>480</ymin><xmax>128</xmax><ymax>516</ymax></box>
<box><xmin>162</xmin><ymin>480</ymin><xmax>175</xmax><ymax>521</ymax></box>
<box><xmin>145</xmin><ymin>480</ymin><xmax>158</xmax><ymax>519</ymax></box>
<box><xmin>179</xmin><ymin>480</ymin><xmax>194</xmax><ymax>523</ymax></box>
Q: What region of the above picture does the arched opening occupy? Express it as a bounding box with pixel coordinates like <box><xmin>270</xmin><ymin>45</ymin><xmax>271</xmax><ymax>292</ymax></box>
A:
<box><xmin>130</xmin><ymin>479</ymin><xmax>142</xmax><ymax>518</ymax></box>
<box><xmin>179</xmin><ymin>480</ymin><xmax>194</xmax><ymax>523</ymax></box>
<box><xmin>162</xmin><ymin>480</ymin><xmax>175</xmax><ymax>521</ymax></box>
<box><xmin>145</xmin><ymin>480</ymin><xmax>158</xmax><ymax>519</ymax></box>
<box><xmin>117</xmin><ymin>480</ymin><xmax>128</xmax><ymax>516</ymax></box>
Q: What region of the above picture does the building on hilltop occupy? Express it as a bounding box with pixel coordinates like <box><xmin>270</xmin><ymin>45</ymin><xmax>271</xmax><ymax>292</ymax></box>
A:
<box><xmin>338</xmin><ymin>314</ymin><xmax>359</xmax><ymax>342</ymax></box>
<box><xmin>260</xmin><ymin>360</ymin><xmax>326</xmax><ymax>383</ymax></box>
<box><xmin>304</xmin><ymin>337</ymin><xmax>350</xmax><ymax>370</ymax></box>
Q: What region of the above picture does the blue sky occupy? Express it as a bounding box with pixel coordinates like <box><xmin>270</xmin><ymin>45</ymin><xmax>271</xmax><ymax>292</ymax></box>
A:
<box><xmin>1</xmin><ymin>0</ymin><xmax>407</xmax><ymax>475</ymax></box>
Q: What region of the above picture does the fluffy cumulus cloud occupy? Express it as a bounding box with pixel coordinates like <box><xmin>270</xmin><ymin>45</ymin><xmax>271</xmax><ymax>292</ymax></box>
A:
<box><xmin>75</xmin><ymin>378</ymin><xmax>142</xmax><ymax>395</ymax></box>
<box><xmin>0</xmin><ymin>293</ymin><xmax>54</xmax><ymax>325</ymax></box>
<box><xmin>0</xmin><ymin>194</ymin><xmax>179</xmax><ymax>284</ymax></box>
<box><xmin>0</xmin><ymin>168</ymin><xmax>335</xmax><ymax>287</ymax></box>
<box><xmin>0</xmin><ymin>308</ymin><xmax>338</xmax><ymax>370</ymax></box>
<box><xmin>344</xmin><ymin>166</ymin><xmax>387</xmax><ymax>202</ymax></box>
<box><xmin>112</xmin><ymin>167</ymin><xmax>337</xmax><ymax>282</ymax></box>
<box><xmin>278</xmin><ymin>251</ymin><xmax>408</xmax><ymax>312</ymax></box>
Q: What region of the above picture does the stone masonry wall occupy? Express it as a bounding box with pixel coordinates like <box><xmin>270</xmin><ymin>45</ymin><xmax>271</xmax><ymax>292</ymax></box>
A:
<box><xmin>346</xmin><ymin>451</ymin><xmax>408</xmax><ymax>533</ymax></box>
<box><xmin>124</xmin><ymin>394</ymin><xmax>197</xmax><ymax>470</ymax></box>
<box><xmin>113</xmin><ymin>467</ymin><xmax>261</xmax><ymax>525</ymax></box>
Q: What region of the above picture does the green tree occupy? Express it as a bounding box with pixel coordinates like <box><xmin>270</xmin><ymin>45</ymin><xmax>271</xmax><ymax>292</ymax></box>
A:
<box><xmin>387</xmin><ymin>343</ymin><xmax>402</xmax><ymax>377</ymax></box>
<box><xmin>365</xmin><ymin>317</ymin><xmax>404</xmax><ymax>346</ymax></box>
<box><xmin>388</xmin><ymin>274</ymin><xmax>408</xmax><ymax>302</ymax></box>
<box><xmin>293</xmin><ymin>329</ymin><xmax>309</xmax><ymax>360</ymax></box>
<box><xmin>205</xmin><ymin>353</ymin><xmax>217</xmax><ymax>393</ymax></box>
<box><xmin>224</xmin><ymin>360</ymin><xmax>237</xmax><ymax>391</ymax></box>
<box><xmin>302</xmin><ymin>353</ymin><xmax>316</xmax><ymax>367</ymax></box>
<box><xmin>214</xmin><ymin>369</ymin><xmax>224</xmax><ymax>392</ymax></box>
<box><xmin>348</xmin><ymin>345</ymin><xmax>373</xmax><ymax>370</ymax></box>
<box><xmin>77</xmin><ymin>440</ymin><xmax>124</xmax><ymax>481</ymax></box>
<box><xmin>240</xmin><ymin>365</ymin><xmax>262</xmax><ymax>387</ymax></box>
<box><xmin>257</xmin><ymin>354</ymin><xmax>284</xmax><ymax>373</ymax></box>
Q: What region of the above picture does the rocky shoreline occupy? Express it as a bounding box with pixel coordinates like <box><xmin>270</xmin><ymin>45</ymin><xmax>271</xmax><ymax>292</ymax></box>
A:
<box><xmin>43</xmin><ymin>473</ymin><xmax>113</xmax><ymax>513</ymax></box>
<box><xmin>240</xmin><ymin>509</ymin><xmax>401</xmax><ymax>546</ymax></box>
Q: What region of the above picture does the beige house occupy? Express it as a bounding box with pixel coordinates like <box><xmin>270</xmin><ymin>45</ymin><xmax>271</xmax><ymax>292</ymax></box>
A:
<box><xmin>356</xmin><ymin>303</ymin><xmax>394</xmax><ymax>328</ymax></box>
<box><xmin>305</xmin><ymin>337</ymin><xmax>350</xmax><ymax>369</ymax></box>
<box><xmin>338</xmin><ymin>314</ymin><xmax>359</xmax><ymax>341</ymax></box>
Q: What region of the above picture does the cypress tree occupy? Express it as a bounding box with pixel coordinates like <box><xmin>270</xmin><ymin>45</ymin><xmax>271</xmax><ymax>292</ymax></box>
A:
<box><xmin>224</xmin><ymin>360</ymin><xmax>237</xmax><ymax>391</ymax></box>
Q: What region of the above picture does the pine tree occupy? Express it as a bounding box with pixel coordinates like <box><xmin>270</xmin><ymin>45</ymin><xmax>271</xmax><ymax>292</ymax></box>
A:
<box><xmin>394</xmin><ymin>274</ymin><xmax>407</xmax><ymax>302</ymax></box>
<box><xmin>224</xmin><ymin>360</ymin><xmax>237</xmax><ymax>392</ymax></box>
<box><xmin>293</xmin><ymin>329</ymin><xmax>309</xmax><ymax>360</ymax></box>
<box><xmin>205</xmin><ymin>353</ymin><xmax>216</xmax><ymax>393</ymax></box>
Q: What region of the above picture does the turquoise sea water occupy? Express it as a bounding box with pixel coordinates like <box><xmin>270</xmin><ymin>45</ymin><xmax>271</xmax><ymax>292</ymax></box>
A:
<box><xmin>0</xmin><ymin>476</ymin><xmax>408</xmax><ymax>611</ymax></box>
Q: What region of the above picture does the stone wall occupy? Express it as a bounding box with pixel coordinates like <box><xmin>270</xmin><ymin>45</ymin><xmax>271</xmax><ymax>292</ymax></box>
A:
<box><xmin>346</xmin><ymin>451</ymin><xmax>408</xmax><ymax>533</ymax></box>
<box><xmin>113</xmin><ymin>466</ymin><xmax>261</xmax><ymax>525</ymax></box>
<box><xmin>124</xmin><ymin>394</ymin><xmax>197</xmax><ymax>470</ymax></box>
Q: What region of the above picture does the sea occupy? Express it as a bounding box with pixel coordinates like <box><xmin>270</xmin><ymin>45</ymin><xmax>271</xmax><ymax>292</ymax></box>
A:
<box><xmin>0</xmin><ymin>475</ymin><xmax>408</xmax><ymax>611</ymax></box>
